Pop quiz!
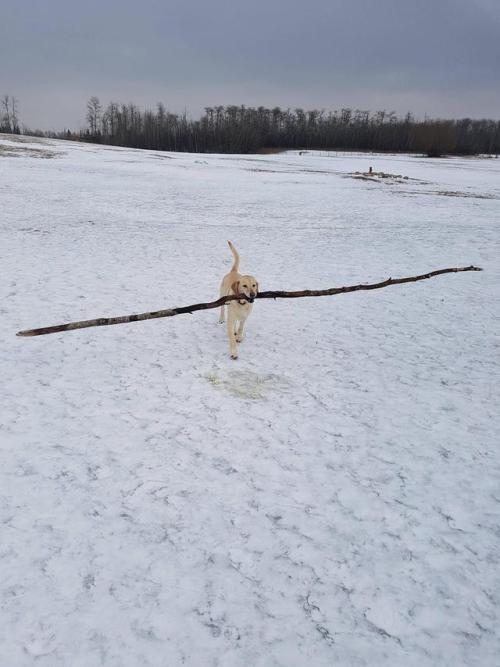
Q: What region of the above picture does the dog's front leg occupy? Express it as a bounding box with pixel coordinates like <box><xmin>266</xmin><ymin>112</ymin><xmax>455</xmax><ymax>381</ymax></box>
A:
<box><xmin>218</xmin><ymin>304</ymin><xmax>225</xmax><ymax>324</ymax></box>
<box><xmin>227</xmin><ymin>312</ymin><xmax>238</xmax><ymax>359</ymax></box>
<box><xmin>235</xmin><ymin>317</ymin><xmax>246</xmax><ymax>343</ymax></box>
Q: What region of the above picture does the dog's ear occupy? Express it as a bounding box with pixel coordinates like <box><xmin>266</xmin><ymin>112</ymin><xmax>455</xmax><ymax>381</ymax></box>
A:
<box><xmin>231</xmin><ymin>280</ymin><xmax>240</xmax><ymax>295</ymax></box>
<box><xmin>255</xmin><ymin>280</ymin><xmax>259</xmax><ymax>292</ymax></box>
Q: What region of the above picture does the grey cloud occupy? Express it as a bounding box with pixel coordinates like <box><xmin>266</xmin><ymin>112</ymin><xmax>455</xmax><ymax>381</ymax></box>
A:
<box><xmin>1</xmin><ymin>0</ymin><xmax>499</xmax><ymax>129</ymax></box>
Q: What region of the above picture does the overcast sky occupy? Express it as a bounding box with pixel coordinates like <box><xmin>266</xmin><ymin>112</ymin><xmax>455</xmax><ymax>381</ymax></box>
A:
<box><xmin>2</xmin><ymin>0</ymin><xmax>499</xmax><ymax>130</ymax></box>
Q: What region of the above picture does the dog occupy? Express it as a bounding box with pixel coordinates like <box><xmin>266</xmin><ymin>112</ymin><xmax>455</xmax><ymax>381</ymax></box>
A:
<box><xmin>218</xmin><ymin>241</ymin><xmax>259</xmax><ymax>359</ymax></box>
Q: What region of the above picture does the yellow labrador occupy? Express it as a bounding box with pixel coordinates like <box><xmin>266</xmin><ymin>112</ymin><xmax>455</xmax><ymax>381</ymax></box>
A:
<box><xmin>219</xmin><ymin>241</ymin><xmax>259</xmax><ymax>359</ymax></box>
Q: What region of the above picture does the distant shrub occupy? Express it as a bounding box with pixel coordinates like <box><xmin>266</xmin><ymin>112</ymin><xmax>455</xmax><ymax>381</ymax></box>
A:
<box><xmin>426</xmin><ymin>147</ymin><xmax>445</xmax><ymax>158</ymax></box>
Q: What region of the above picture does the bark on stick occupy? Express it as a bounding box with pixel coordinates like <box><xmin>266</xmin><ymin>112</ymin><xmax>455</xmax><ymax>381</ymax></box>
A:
<box><xmin>16</xmin><ymin>265</ymin><xmax>482</xmax><ymax>337</ymax></box>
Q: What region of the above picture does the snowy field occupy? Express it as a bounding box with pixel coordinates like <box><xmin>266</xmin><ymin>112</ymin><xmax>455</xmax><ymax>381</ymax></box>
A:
<box><xmin>1</xmin><ymin>134</ymin><xmax>499</xmax><ymax>666</ymax></box>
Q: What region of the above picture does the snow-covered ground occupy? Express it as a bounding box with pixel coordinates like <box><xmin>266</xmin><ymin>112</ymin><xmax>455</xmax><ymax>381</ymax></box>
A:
<box><xmin>1</xmin><ymin>134</ymin><xmax>499</xmax><ymax>666</ymax></box>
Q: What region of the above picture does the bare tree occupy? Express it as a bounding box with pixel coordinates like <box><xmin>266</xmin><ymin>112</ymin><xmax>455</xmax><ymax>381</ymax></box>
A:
<box><xmin>10</xmin><ymin>96</ymin><xmax>20</xmax><ymax>133</ymax></box>
<box><xmin>86</xmin><ymin>96</ymin><xmax>102</xmax><ymax>136</ymax></box>
<box><xmin>1</xmin><ymin>94</ymin><xmax>11</xmax><ymax>132</ymax></box>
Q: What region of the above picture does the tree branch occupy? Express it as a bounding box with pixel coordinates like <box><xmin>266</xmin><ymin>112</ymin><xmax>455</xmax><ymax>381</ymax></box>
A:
<box><xmin>16</xmin><ymin>265</ymin><xmax>482</xmax><ymax>337</ymax></box>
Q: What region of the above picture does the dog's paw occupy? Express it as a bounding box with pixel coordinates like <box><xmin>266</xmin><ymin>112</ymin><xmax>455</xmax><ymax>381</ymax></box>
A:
<box><xmin>218</xmin><ymin>319</ymin><xmax>225</xmax><ymax>324</ymax></box>
<box><xmin>230</xmin><ymin>352</ymin><xmax>238</xmax><ymax>360</ymax></box>
<box><xmin>235</xmin><ymin>336</ymin><xmax>243</xmax><ymax>343</ymax></box>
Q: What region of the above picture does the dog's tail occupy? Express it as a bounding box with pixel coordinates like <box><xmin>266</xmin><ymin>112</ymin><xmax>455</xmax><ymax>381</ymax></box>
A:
<box><xmin>227</xmin><ymin>240</ymin><xmax>240</xmax><ymax>272</ymax></box>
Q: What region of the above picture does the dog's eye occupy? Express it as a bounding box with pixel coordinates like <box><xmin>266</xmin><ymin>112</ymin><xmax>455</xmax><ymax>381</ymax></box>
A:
<box><xmin>243</xmin><ymin>284</ymin><xmax>248</xmax><ymax>288</ymax></box>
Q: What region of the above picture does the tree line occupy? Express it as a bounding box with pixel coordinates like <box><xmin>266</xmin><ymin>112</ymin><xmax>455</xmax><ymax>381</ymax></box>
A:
<box><xmin>81</xmin><ymin>97</ymin><xmax>500</xmax><ymax>156</ymax></box>
<box><xmin>3</xmin><ymin>93</ymin><xmax>500</xmax><ymax>156</ymax></box>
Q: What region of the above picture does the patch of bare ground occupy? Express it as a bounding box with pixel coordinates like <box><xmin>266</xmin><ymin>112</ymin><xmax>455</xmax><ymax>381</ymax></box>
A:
<box><xmin>398</xmin><ymin>189</ymin><xmax>498</xmax><ymax>200</ymax></box>
<box><xmin>345</xmin><ymin>170</ymin><xmax>421</xmax><ymax>185</ymax></box>
<box><xmin>0</xmin><ymin>132</ymin><xmax>50</xmax><ymax>144</ymax></box>
<box><xmin>0</xmin><ymin>144</ymin><xmax>59</xmax><ymax>159</ymax></box>
<box><xmin>434</xmin><ymin>190</ymin><xmax>498</xmax><ymax>200</ymax></box>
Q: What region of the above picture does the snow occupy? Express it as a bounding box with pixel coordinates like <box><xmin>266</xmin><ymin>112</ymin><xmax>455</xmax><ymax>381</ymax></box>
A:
<box><xmin>1</xmin><ymin>134</ymin><xmax>499</xmax><ymax>666</ymax></box>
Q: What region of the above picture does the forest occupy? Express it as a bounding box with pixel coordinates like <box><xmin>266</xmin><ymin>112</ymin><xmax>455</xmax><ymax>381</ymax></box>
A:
<box><xmin>80</xmin><ymin>97</ymin><xmax>500</xmax><ymax>156</ymax></box>
<box><xmin>3</xmin><ymin>94</ymin><xmax>500</xmax><ymax>156</ymax></box>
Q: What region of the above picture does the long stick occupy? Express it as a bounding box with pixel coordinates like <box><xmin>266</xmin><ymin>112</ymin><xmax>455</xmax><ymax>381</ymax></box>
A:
<box><xmin>16</xmin><ymin>265</ymin><xmax>481</xmax><ymax>337</ymax></box>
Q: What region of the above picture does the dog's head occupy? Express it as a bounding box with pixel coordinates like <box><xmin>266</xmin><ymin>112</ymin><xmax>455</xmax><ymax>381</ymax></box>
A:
<box><xmin>231</xmin><ymin>275</ymin><xmax>259</xmax><ymax>302</ymax></box>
